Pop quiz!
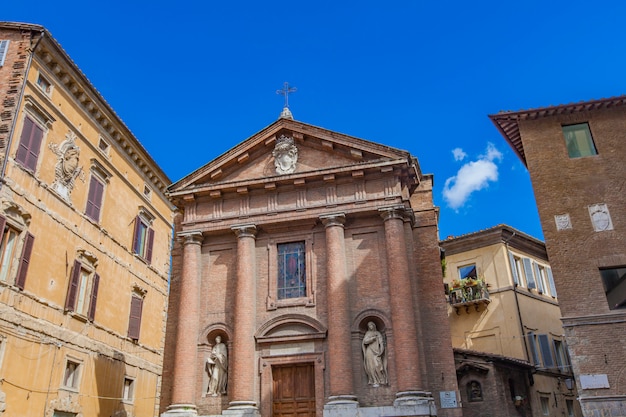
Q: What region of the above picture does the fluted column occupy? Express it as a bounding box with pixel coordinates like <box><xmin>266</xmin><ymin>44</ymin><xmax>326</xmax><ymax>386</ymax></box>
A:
<box><xmin>320</xmin><ymin>213</ymin><xmax>357</xmax><ymax>404</ymax></box>
<box><xmin>380</xmin><ymin>207</ymin><xmax>425</xmax><ymax>401</ymax></box>
<box><xmin>229</xmin><ymin>224</ymin><xmax>258</xmax><ymax>411</ymax></box>
<box><xmin>168</xmin><ymin>231</ymin><xmax>204</xmax><ymax>415</ymax></box>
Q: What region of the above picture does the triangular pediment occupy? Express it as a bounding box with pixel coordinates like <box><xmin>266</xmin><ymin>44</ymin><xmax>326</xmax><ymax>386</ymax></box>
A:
<box><xmin>169</xmin><ymin>118</ymin><xmax>416</xmax><ymax>195</ymax></box>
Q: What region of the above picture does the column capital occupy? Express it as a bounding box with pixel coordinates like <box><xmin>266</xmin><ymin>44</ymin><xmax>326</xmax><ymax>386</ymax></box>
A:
<box><xmin>320</xmin><ymin>213</ymin><xmax>346</xmax><ymax>228</ymax></box>
<box><xmin>178</xmin><ymin>231</ymin><xmax>204</xmax><ymax>246</ymax></box>
<box><xmin>231</xmin><ymin>224</ymin><xmax>257</xmax><ymax>239</ymax></box>
<box><xmin>379</xmin><ymin>206</ymin><xmax>411</xmax><ymax>223</ymax></box>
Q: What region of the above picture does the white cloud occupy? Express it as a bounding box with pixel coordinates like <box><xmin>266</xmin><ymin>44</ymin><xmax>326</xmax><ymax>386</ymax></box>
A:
<box><xmin>452</xmin><ymin>148</ymin><xmax>467</xmax><ymax>161</ymax></box>
<box><xmin>443</xmin><ymin>143</ymin><xmax>503</xmax><ymax>210</ymax></box>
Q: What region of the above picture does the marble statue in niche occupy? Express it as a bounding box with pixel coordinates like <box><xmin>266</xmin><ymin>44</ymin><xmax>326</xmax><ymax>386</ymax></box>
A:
<box><xmin>362</xmin><ymin>321</ymin><xmax>388</xmax><ymax>386</ymax></box>
<box><xmin>272</xmin><ymin>135</ymin><xmax>298</xmax><ymax>174</ymax></box>
<box><xmin>206</xmin><ymin>335</ymin><xmax>228</xmax><ymax>396</ymax></box>
<box><xmin>49</xmin><ymin>131</ymin><xmax>83</xmax><ymax>200</ymax></box>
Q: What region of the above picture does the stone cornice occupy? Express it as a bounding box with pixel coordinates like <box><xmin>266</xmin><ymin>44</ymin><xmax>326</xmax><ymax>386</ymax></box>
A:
<box><xmin>440</xmin><ymin>224</ymin><xmax>547</xmax><ymax>261</ymax></box>
<box><xmin>30</xmin><ymin>30</ymin><xmax>171</xmax><ymax>197</ymax></box>
<box><xmin>169</xmin><ymin>158</ymin><xmax>412</xmax><ymax>201</ymax></box>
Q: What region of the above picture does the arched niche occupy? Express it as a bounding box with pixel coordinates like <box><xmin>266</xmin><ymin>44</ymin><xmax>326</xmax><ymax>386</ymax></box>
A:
<box><xmin>198</xmin><ymin>322</ymin><xmax>232</xmax><ymax>398</ymax></box>
<box><xmin>352</xmin><ymin>308</ymin><xmax>391</xmax><ymax>334</ymax></box>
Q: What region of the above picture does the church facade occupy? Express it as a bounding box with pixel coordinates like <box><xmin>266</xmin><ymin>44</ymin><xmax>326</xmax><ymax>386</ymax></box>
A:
<box><xmin>161</xmin><ymin>114</ymin><xmax>461</xmax><ymax>417</ymax></box>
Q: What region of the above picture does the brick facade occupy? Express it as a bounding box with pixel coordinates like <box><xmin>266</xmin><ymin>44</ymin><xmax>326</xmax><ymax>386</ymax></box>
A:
<box><xmin>161</xmin><ymin>118</ymin><xmax>461</xmax><ymax>417</ymax></box>
<box><xmin>491</xmin><ymin>98</ymin><xmax>626</xmax><ymax>417</ymax></box>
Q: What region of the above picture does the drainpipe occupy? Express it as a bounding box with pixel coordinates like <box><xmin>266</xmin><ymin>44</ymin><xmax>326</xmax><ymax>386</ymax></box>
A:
<box><xmin>0</xmin><ymin>28</ymin><xmax>45</xmax><ymax>190</ymax></box>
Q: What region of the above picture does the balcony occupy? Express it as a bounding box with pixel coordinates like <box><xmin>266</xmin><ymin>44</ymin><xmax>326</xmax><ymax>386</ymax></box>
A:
<box><xmin>448</xmin><ymin>278</ymin><xmax>490</xmax><ymax>314</ymax></box>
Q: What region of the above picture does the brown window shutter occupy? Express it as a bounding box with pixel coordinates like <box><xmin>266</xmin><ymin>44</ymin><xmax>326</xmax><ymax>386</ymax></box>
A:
<box><xmin>15</xmin><ymin>117</ymin><xmax>34</xmax><ymax>167</ymax></box>
<box><xmin>146</xmin><ymin>228</ymin><xmax>155</xmax><ymax>264</ymax></box>
<box><xmin>15</xmin><ymin>232</ymin><xmax>34</xmax><ymax>290</ymax></box>
<box><xmin>16</xmin><ymin>117</ymin><xmax>43</xmax><ymax>171</ymax></box>
<box><xmin>65</xmin><ymin>260</ymin><xmax>81</xmax><ymax>311</ymax></box>
<box><xmin>88</xmin><ymin>273</ymin><xmax>100</xmax><ymax>321</ymax></box>
<box><xmin>127</xmin><ymin>296</ymin><xmax>143</xmax><ymax>340</ymax></box>
<box><xmin>132</xmin><ymin>216</ymin><xmax>141</xmax><ymax>254</ymax></box>
<box><xmin>85</xmin><ymin>176</ymin><xmax>104</xmax><ymax>221</ymax></box>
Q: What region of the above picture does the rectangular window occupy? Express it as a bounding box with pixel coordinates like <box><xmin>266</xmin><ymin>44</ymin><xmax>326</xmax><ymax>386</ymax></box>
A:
<box><xmin>538</xmin><ymin>334</ymin><xmax>555</xmax><ymax>368</ymax></box>
<box><xmin>0</xmin><ymin>40</ymin><xmax>9</xmax><ymax>67</ymax></box>
<box><xmin>127</xmin><ymin>295</ymin><xmax>143</xmax><ymax>340</ymax></box>
<box><xmin>97</xmin><ymin>137</ymin><xmax>109</xmax><ymax>154</ymax></box>
<box><xmin>63</xmin><ymin>359</ymin><xmax>81</xmax><ymax>389</ymax></box>
<box><xmin>600</xmin><ymin>267</ymin><xmax>626</xmax><ymax>310</ymax></box>
<box><xmin>554</xmin><ymin>339</ymin><xmax>569</xmax><ymax>371</ymax></box>
<box><xmin>526</xmin><ymin>332</ymin><xmax>540</xmax><ymax>365</ymax></box>
<box><xmin>540</xmin><ymin>396</ymin><xmax>550</xmax><ymax>415</ymax></box>
<box><xmin>36</xmin><ymin>73</ymin><xmax>52</xmax><ymax>95</ymax></box>
<box><xmin>132</xmin><ymin>216</ymin><xmax>154</xmax><ymax>263</ymax></box>
<box><xmin>458</xmin><ymin>264</ymin><xmax>477</xmax><ymax>279</ymax></box>
<box><xmin>143</xmin><ymin>184</ymin><xmax>152</xmax><ymax>200</ymax></box>
<box><xmin>85</xmin><ymin>175</ymin><xmax>105</xmax><ymax>222</ymax></box>
<box><xmin>534</xmin><ymin>262</ymin><xmax>545</xmax><ymax>293</ymax></box>
<box><xmin>122</xmin><ymin>377</ymin><xmax>135</xmax><ymax>402</ymax></box>
<box><xmin>566</xmin><ymin>399</ymin><xmax>575</xmax><ymax>417</ymax></box>
<box><xmin>277</xmin><ymin>241</ymin><xmax>306</xmax><ymax>300</ymax></box>
<box><xmin>53</xmin><ymin>411</ymin><xmax>77</xmax><ymax>417</ymax></box>
<box><xmin>563</xmin><ymin>123</ymin><xmax>597</xmax><ymax>158</ymax></box>
<box><xmin>65</xmin><ymin>260</ymin><xmax>99</xmax><ymax>321</ymax></box>
<box><xmin>15</xmin><ymin>116</ymin><xmax>44</xmax><ymax>172</ymax></box>
<box><xmin>0</xmin><ymin>218</ymin><xmax>19</xmax><ymax>282</ymax></box>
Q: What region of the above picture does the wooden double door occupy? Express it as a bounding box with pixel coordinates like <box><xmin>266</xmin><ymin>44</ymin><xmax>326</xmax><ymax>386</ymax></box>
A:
<box><xmin>272</xmin><ymin>363</ymin><xmax>316</xmax><ymax>417</ymax></box>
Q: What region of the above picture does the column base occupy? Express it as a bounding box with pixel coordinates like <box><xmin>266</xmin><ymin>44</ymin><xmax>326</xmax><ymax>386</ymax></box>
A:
<box><xmin>324</xmin><ymin>403</ymin><xmax>436</xmax><ymax>417</ymax></box>
<box><xmin>223</xmin><ymin>401</ymin><xmax>260</xmax><ymax>417</ymax></box>
<box><xmin>393</xmin><ymin>391</ymin><xmax>435</xmax><ymax>407</ymax></box>
<box><xmin>161</xmin><ymin>403</ymin><xmax>197</xmax><ymax>417</ymax></box>
<box><xmin>324</xmin><ymin>397</ymin><xmax>358</xmax><ymax>417</ymax></box>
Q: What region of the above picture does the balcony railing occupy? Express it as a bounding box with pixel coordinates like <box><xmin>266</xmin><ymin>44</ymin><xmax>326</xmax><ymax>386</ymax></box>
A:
<box><xmin>448</xmin><ymin>280</ymin><xmax>490</xmax><ymax>314</ymax></box>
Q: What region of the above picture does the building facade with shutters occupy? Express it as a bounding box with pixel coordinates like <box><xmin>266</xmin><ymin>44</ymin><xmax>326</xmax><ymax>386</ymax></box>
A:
<box><xmin>161</xmin><ymin>113</ymin><xmax>462</xmax><ymax>417</ymax></box>
<box><xmin>440</xmin><ymin>225</ymin><xmax>581</xmax><ymax>417</ymax></box>
<box><xmin>0</xmin><ymin>22</ymin><xmax>174</xmax><ymax>416</ymax></box>
<box><xmin>490</xmin><ymin>97</ymin><xmax>626</xmax><ymax>417</ymax></box>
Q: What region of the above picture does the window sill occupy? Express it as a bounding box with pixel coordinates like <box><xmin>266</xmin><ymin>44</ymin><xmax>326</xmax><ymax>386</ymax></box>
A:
<box><xmin>132</xmin><ymin>253</ymin><xmax>150</xmax><ymax>266</ymax></box>
<box><xmin>272</xmin><ymin>296</ymin><xmax>315</xmax><ymax>309</ymax></box>
<box><xmin>59</xmin><ymin>386</ymin><xmax>80</xmax><ymax>393</ymax></box>
<box><xmin>66</xmin><ymin>311</ymin><xmax>89</xmax><ymax>323</ymax></box>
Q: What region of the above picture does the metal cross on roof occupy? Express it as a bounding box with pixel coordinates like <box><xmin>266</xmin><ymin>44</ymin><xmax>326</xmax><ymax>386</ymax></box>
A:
<box><xmin>276</xmin><ymin>82</ymin><xmax>297</xmax><ymax>108</ymax></box>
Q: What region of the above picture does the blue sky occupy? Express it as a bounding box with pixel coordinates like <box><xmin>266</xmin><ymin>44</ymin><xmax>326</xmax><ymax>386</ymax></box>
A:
<box><xmin>4</xmin><ymin>1</ymin><xmax>625</xmax><ymax>241</ymax></box>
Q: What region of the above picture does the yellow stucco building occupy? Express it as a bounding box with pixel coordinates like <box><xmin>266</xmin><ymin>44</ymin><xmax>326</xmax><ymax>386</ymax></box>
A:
<box><xmin>0</xmin><ymin>22</ymin><xmax>174</xmax><ymax>416</ymax></box>
<box><xmin>441</xmin><ymin>225</ymin><xmax>581</xmax><ymax>417</ymax></box>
